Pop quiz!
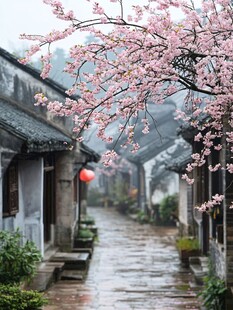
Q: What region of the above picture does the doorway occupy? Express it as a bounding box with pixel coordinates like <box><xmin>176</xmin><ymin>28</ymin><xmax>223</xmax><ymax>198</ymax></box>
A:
<box><xmin>43</xmin><ymin>154</ymin><xmax>55</xmax><ymax>244</ymax></box>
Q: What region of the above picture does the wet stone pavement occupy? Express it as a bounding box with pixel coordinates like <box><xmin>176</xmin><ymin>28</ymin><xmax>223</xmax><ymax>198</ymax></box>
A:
<box><xmin>44</xmin><ymin>207</ymin><xmax>202</xmax><ymax>310</ymax></box>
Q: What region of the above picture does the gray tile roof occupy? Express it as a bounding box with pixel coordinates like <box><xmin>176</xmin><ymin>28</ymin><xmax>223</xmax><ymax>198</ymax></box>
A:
<box><xmin>0</xmin><ymin>98</ymin><xmax>72</xmax><ymax>152</ymax></box>
<box><xmin>165</xmin><ymin>148</ymin><xmax>192</xmax><ymax>173</ymax></box>
<box><xmin>80</xmin><ymin>143</ymin><xmax>101</xmax><ymax>163</ymax></box>
<box><xmin>107</xmin><ymin>101</ymin><xmax>179</xmax><ymax>164</ymax></box>
<box><xmin>0</xmin><ymin>47</ymin><xmax>73</xmax><ymax>98</ymax></box>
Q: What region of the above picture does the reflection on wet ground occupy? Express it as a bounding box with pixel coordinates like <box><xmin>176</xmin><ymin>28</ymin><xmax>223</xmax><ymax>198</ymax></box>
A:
<box><xmin>44</xmin><ymin>207</ymin><xmax>201</xmax><ymax>310</ymax></box>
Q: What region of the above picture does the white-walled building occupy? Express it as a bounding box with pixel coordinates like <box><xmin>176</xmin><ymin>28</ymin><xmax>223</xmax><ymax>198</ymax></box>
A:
<box><xmin>0</xmin><ymin>48</ymin><xmax>99</xmax><ymax>256</ymax></box>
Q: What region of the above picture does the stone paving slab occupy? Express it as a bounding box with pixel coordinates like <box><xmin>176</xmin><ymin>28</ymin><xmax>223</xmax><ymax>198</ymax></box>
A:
<box><xmin>43</xmin><ymin>207</ymin><xmax>202</xmax><ymax>309</ymax></box>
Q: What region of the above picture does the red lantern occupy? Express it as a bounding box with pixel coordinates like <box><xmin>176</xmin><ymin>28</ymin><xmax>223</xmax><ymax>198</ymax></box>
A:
<box><xmin>79</xmin><ymin>168</ymin><xmax>95</xmax><ymax>182</ymax></box>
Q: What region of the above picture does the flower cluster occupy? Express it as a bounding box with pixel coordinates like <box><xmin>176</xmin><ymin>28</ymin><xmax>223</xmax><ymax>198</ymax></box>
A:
<box><xmin>196</xmin><ymin>194</ymin><xmax>224</xmax><ymax>212</ymax></box>
<box><xmin>20</xmin><ymin>0</ymin><xmax>233</xmax><ymax>209</ymax></box>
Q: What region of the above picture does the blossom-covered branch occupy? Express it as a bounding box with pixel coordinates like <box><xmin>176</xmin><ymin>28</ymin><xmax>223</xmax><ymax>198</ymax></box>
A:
<box><xmin>20</xmin><ymin>0</ymin><xmax>233</xmax><ymax>208</ymax></box>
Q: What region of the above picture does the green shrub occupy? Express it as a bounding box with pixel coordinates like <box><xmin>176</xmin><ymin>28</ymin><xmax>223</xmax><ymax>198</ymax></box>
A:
<box><xmin>136</xmin><ymin>210</ymin><xmax>150</xmax><ymax>224</ymax></box>
<box><xmin>176</xmin><ymin>237</ymin><xmax>199</xmax><ymax>251</ymax></box>
<box><xmin>199</xmin><ymin>274</ymin><xmax>227</xmax><ymax>310</ymax></box>
<box><xmin>198</xmin><ymin>259</ymin><xmax>227</xmax><ymax>310</ymax></box>
<box><xmin>78</xmin><ymin>228</ymin><xmax>94</xmax><ymax>239</ymax></box>
<box><xmin>0</xmin><ymin>229</ymin><xmax>42</xmax><ymax>284</ymax></box>
<box><xmin>0</xmin><ymin>284</ymin><xmax>48</xmax><ymax>310</ymax></box>
<box><xmin>111</xmin><ymin>180</ymin><xmax>136</xmax><ymax>213</ymax></box>
<box><xmin>159</xmin><ymin>194</ymin><xmax>178</xmax><ymax>224</ymax></box>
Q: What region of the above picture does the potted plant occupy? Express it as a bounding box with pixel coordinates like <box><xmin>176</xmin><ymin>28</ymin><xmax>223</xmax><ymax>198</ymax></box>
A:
<box><xmin>73</xmin><ymin>227</ymin><xmax>95</xmax><ymax>249</ymax></box>
<box><xmin>176</xmin><ymin>237</ymin><xmax>200</xmax><ymax>267</ymax></box>
<box><xmin>77</xmin><ymin>228</ymin><xmax>95</xmax><ymax>239</ymax></box>
<box><xmin>80</xmin><ymin>215</ymin><xmax>95</xmax><ymax>226</ymax></box>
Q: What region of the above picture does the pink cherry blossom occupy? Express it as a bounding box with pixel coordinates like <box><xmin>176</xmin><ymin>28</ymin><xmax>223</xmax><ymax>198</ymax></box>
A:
<box><xmin>182</xmin><ymin>174</ymin><xmax>194</xmax><ymax>185</ymax></box>
<box><xmin>196</xmin><ymin>194</ymin><xmax>224</xmax><ymax>212</ymax></box>
<box><xmin>20</xmin><ymin>0</ymin><xmax>233</xmax><ymax>209</ymax></box>
<box><xmin>227</xmin><ymin>164</ymin><xmax>233</xmax><ymax>174</ymax></box>
<box><xmin>208</xmin><ymin>164</ymin><xmax>221</xmax><ymax>172</ymax></box>
<box><xmin>34</xmin><ymin>93</ymin><xmax>48</xmax><ymax>106</ymax></box>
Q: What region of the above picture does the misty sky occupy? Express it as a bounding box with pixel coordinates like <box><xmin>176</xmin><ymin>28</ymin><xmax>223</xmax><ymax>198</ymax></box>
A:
<box><xmin>0</xmin><ymin>0</ymin><xmax>194</xmax><ymax>56</ymax></box>
<box><xmin>0</xmin><ymin>0</ymin><xmax>89</xmax><ymax>54</ymax></box>
<box><xmin>0</xmin><ymin>0</ymin><xmax>141</xmax><ymax>55</ymax></box>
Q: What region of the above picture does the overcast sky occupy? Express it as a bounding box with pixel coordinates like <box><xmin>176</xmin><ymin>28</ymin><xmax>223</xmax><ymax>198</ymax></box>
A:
<box><xmin>0</xmin><ymin>0</ymin><xmax>201</xmax><ymax>56</ymax></box>
<box><xmin>0</xmin><ymin>0</ymin><xmax>143</xmax><ymax>55</ymax></box>
<box><xmin>0</xmin><ymin>0</ymin><xmax>90</xmax><ymax>54</ymax></box>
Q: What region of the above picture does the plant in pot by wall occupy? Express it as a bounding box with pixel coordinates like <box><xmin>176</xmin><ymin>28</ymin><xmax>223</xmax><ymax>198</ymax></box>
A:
<box><xmin>176</xmin><ymin>237</ymin><xmax>200</xmax><ymax>267</ymax></box>
<box><xmin>74</xmin><ymin>227</ymin><xmax>95</xmax><ymax>249</ymax></box>
<box><xmin>77</xmin><ymin>228</ymin><xmax>95</xmax><ymax>239</ymax></box>
<box><xmin>81</xmin><ymin>215</ymin><xmax>96</xmax><ymax>226</ymax></box>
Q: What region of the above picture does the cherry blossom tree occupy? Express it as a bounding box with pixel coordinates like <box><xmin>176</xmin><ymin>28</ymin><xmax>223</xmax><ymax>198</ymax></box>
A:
<box><xmin>19</xmin><ymin>0</ymin><xmax>233</xmax><ymax>210</ymax></box>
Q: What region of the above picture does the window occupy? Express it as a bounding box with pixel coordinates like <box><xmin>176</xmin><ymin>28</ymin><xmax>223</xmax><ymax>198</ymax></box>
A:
<box><xmin>3</xmin><ymin>161</ymin><xmax>19</xmax><ymax>217</ymax></box>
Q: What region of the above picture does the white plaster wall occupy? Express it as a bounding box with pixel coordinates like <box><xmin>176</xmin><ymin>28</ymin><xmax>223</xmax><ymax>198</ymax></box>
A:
<box><xmin>151</xmin><ymin>173</ymin><xmax>178</xmax><ymax>205</ymax></box>
<box><xmin>179</xmin><ymin>179</ymin><xmax>188</xmax><ymax>225</ymax></box>
<box><xmin>18</xmin><ymin>158</ymin><xmax>44</xmax><ymax>255</ymax></box>
<box><xmin>144</xmin><ymin>158</ymin><xmax>156</xmax><ymax>200</ymax></box>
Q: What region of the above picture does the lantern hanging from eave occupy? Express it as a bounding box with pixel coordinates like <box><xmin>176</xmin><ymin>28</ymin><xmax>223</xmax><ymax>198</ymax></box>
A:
<box><xmin>79</xmin><ymin>168</ymin><xmax>95</xmax><ymax>183</ymax></box>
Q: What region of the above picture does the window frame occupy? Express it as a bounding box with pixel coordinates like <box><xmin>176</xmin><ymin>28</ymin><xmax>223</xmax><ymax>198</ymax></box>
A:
<box><xmin>3</xmin><ymin>160</ymin><xmax>19</xmax><ymax>217</ymax></box>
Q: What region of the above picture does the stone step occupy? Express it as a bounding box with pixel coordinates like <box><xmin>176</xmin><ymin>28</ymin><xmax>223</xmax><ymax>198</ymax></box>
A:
<box><xmin>25</xmin><ymin>262</ymin><xmax>65</xmax><ymax>292</ymax></box>
<box><xmin>61</xmin><ymin>270</ymin><xmax>85</xmax><ymax>281</ymax></box>
<box><xmin>26</xmin><ymin>272</ymin><xmax>54</xmax><ymax>292</ymax></box>
<box><xmin>43</xmin><ymin>247</ymin><xmax>59</xmax><ymax>262</ymax></box>
<box><xmin>41</xmin><ymin>262</ymin><xmax>65</xmax><ymax>281</ymax></box>
<box><xmin>189</xmin><ymin>256</ymin><xmax>209</xmax><ymax>285</ymax></box>
<box><xmin>72</xmin><ymin>247</ymin><xmax>93</xmax><ymax>259</ymax></box>
<box><xmin>50</xmin><ymin>252</ymin><xmax>90</xmax><ymax>270</ymax></box>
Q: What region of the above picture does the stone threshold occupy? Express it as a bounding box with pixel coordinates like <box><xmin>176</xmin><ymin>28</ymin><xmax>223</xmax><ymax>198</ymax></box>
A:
<box><xmin>23</xmin><ymin>261</ymin><xmax>65</xmax><ymax>292</ymax></box>
<box><xmin>25</xmin><ymin>250</ymin><xmax>91</xmax><ymax>291</ymax></box>
<box><xmin>189</xmin><ymin>256</ymin><xmax>209</xmax><ymax>285</ymax></box>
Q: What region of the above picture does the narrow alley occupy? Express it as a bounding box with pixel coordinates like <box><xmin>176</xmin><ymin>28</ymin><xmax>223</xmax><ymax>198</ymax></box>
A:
<box><xmin>44</xmin><ymin>207</ymin><xmax>201</xmax><ymax>310</ymax></box>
